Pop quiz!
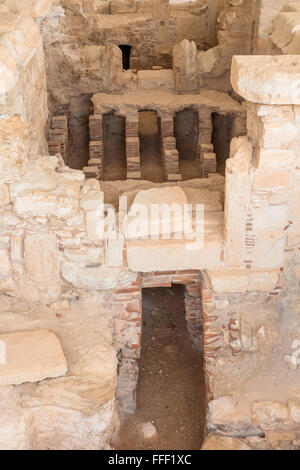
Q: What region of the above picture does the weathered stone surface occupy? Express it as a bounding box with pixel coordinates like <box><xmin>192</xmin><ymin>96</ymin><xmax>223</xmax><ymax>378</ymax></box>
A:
<box><xmin>202</xmin><ymin>433</ymin><xmax>252</xmax><ymax>450</ymax></box>
<box><xmin>0</xmin><ymin>386</ymin><xmax>28</xmax><ymax>450</ymax></box>
<box><xmin>14</xmin><ymin>181</ymin><xmax>80</xmax><ymax>218</ymax></box>
<box><xmin>24</xmin><ymin>232</ymin><xmax>60</xmax><ymax>301</ymax></box>
<box><xmin>252</xmin><ymin>401</ymin><xmax>289</xmax><ymax>427</ymax></box>
<box><xmin>24</xmin><ymin>343</ymin><xmax>118</xmax><ymax>450</ymax></box>
<box><xmin>173</xmin><ymin>39</ymin><xmax>199</xmax><ymax>93</ymax></box>
<box><xmin>0</xmin><ymin>329</ymin><xmax>67</xmax><ymax>386</ymax></box>
<box><xmin>5</xmin><ymin>0</ymin><xmax>53</xmax><ymax>18</ymax></box>
<box><xmin>61</xmin><ymin>262</ymin><xmax>132</xmax><ymax>291</ymax></box>
<box><xmin>137</xmin><ymin>70</ymin><xmax>174</xmax><ymax>90</ymax></box>
<box><xmin>208</xmin><ymin>396</ymin><xmax>263</xmax><ymax>438</ymax></box>
<box><xmin>0</xmin><ymin>248</ymin><xmax>11</xmax><ymax>276</ymax></box>
<box><xmin>232</xmin><ymin>55</ymin><xmax>300</xmax><ymax>105</ymax></box>
<box><xmin>288</xmin><ymin>394</ymin><xmax>300</xmax><ymax>423</ymax></box>
<box><xmin>0</xmin><ymin>184</ymin><xmax>10</xmax><ymax>207</ymax></box>
<box><xmin>127</xmin><ymin>235</ymin><xmax>222</xmax><ymax>272</ymax></box>
<box><xmin>124</xmin><ymin>186</ymin><xmax>192</xmax><ymax>239</ymax></box>
<box><xmin>0</xmin><ymin>116</ymin><xmax>29</xmax><ymax>184</ymax></box>
<box><xmin>207</xmin><ymin>269</ymin><xmax>280</xmax><ymax>293</ymax></box>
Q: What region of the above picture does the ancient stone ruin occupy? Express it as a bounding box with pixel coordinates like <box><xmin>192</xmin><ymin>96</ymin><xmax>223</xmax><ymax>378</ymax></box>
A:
<box><xmin>0</xmin><ymin>0</ymin><xmax>300</xmax><ymax>451</ymax></box>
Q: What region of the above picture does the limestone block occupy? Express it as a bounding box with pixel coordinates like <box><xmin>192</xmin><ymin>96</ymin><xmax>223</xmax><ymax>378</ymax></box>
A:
<box><xmin>10</xmin><ymin>160</ymin><xmax>57</xmax><ymax>198</ymax></box>
<box><xmin>5</xmin><ymin>0</ymin><xmax>53</xmax><ymax>18</ymax></box>
<box><xmin>0</xmin><ymin>116</ymin><xmax>29</xmax><ymax>184</ymax></box>
<box><xmin>80</xmin><ymin>179</ymin><xmax>103</xmax><ymax>211</ymax></box>
<box><xmin>61</xmin><ymin>263</ymin><xmax>131</xmax><ymax>290</ymax></box>
<box><xmin>64</xmin><ymin>246</ymin><xmax>104</xmax><ymax>264</ymax></box>
<box><xmin>127</xmin><ymin>235</ymin><xmax>222</xmax><ymax>272</ymax></box>
<box><xmin>254</xmin><ymin>205</ymin><xmax>288</xmax><ymax>231</ymax></box>
<box><xmin>0</xmin><ymin>329</ymin><xmax>67</xmax><ymax>386</ymax></box>
<box><xmin>25</xmin><ymin>343</ymin><xmax>118</xmax><ymax>450</ymax></box>
<box><xmin>207</xmin><ymin>396</ymin><xmax>262</xmax><ymax>438</ymax></box>
<box><xmin>173</xmin><ymin>39</ymin><xmax>199</xmax><ymax>94</ymax></box>
<box><xmin>252</xmin><ymin>401</ymin><xmax>289</xmax><ymax>427</ymax></box>
<box><xmin>105</xmin><ymin>238</ymin><xmax>124</xmax><ymax>267</ymax></box>
<box><xmin>14</xmin><ymin>181</ymin><xmax>80</xmax><ymax>218</ymax></box>
<box><xmin>224</xmin><ymin>137</ymin><xmax>252</xmax><ymax>266</ymax></box>
<box><xmin>231</xmin><ymin>55</ymin><xmax>300</xmax><ymax>105</ymax></box>
<box><xmin>252</xmin><ymin>230</ymin><xmax>286</xmax><ymax>269</ymax></box>
<box><xmin>257</xmin><ymin>149</ymin><xmax>296</xmax><ymax>169</ymax></box>
<box><xmin>207</xmin><ymin>269</ymin><xmax>279</xmax><ymax>293</ymax></box>
<box><xmin>253</xmin><ymin>168</ymin><xmax>291</xmax><ymax>192</ymax></box>
<box><xmin>29</xmin><ymin>399</ymin><xmax>117</xmax><ymax>450</ymax></box>
<box><xmin>247</xmin><ymin>103</ymin><xmax>300</xmax><ymax>150</ymax></box>
<box><xmin>85</xmin><ymin>210</ymin><xmax>104</xmax><ymax>242</ymax></box>
<box><xmin>24</xmin><ymin>232</ymin><xmax>60</xmax><ymax>301</ymax></box>
<box><xmin>124</xmin><ymin>187</ymin><xmax>192</xmax><ymax>240</ymax></box>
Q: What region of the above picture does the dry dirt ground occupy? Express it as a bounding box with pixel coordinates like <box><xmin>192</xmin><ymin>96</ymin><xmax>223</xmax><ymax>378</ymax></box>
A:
<box><xmin>116</xmin><ymin>285</ymin><xmax>206</xmax><ymax>450</ymax></box>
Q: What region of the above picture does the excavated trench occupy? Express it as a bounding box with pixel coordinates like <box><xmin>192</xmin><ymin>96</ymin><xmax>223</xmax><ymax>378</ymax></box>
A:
<box><xmin>116</xmin><ymin>285</ymin><xmax>206</xmax><ymax>450</ymax></box>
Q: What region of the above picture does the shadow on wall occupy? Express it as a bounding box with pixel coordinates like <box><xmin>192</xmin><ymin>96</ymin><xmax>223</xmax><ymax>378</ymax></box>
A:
<box><xmin>174</xmin><ymin>108</ymin><xmax>199</xmax><ymax>180</ymax></box>
<box><xmin>138</xmin><ymin>110</ymin><xmax>164</xmax><ymax>183</ymax></box>
<box><xmin>212</xmin><ymin>112</ymin><xmax>234</xmax><ymax>176</ymax></box>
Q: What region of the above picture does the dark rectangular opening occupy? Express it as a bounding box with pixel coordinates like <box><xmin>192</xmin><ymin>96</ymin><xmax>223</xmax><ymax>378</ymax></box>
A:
<box><xmin>119</xmin><ymin>45</ymin><xmax>132</xmax><ymax>70</ymax></box>
<box><xmin>212</xmin><ymin>112</ymin><xmax>234</xmax><ymax>176</ymax></box>
<box><xmin>102</xmin><ymin>112</ymin><xmax>127</xmax><ymax>180</ymax></box>
<box><xmin>174</xmin><ymin>108</ymin><xmax>199</xmax><ymax>180</ymax></box>
<box><xmin>138</xmin><ymin>110</ymin><xmax>164</xmax><ymax>183</ymax></box>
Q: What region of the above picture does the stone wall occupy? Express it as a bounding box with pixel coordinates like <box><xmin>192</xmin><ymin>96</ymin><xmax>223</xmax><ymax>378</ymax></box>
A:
<box><xmin>0</xmin><ymin>4</ymin><xmax>49</xmax><ymax>157</ymax></box>
<box><xmin>253</xmin><ymin>0</ymin><xmax>300</xmax><ymax>54</ymax></box>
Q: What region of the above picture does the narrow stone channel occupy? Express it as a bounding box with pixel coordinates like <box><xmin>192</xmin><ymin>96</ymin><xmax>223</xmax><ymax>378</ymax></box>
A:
<box><xmin>116</xmin><ymin>285</ymin><xmax>206</xmax><ymax>450</ymax></box>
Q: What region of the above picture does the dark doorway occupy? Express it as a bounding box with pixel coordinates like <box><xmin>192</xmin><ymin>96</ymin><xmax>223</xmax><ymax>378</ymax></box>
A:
<box><xmin>116</xmin><ymin>285</ymin><xmax>206</xmax><ymax>450</ymax></box>
<box><xmin>102</xmin><ymin>112</ymin><xmax>127</xmax><ymax>180</ymax></box>
<box><xmin>119</xmin><ymin>45</ymin><xmax>132</xmax><ymax>70</ymax></box>
<box><xmin>138</xmin><ymin>111</ymin><xmax>164</xmax><ymax>183</ymax></box>
<box><xmin>174</xmin><ymin>108</ymin><xmax>199</xmax><ymax>180</ymax></box>
<box><xmin>212</xmin><ymin>112</ymin><xmax>234</xmax><ymax>176</ymax></box>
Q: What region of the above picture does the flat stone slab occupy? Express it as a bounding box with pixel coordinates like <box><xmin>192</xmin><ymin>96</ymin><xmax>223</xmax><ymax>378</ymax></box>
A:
<box><xmin>0</xmin><ymin>329</ymin><xmax>67</xmax><ymax>386</ymax></box>
<box><xmin>231</xmin><ymin>55</ymin><xmax>300</xmax><ymax>105</ymax></box>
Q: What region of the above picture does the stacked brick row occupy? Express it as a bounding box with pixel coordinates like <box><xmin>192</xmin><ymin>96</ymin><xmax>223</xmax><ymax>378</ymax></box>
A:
<box><xmin>126</xmin><ymin>116</ymin><xmax>141</xmax><ymax>179</ymax></box>
<box><xmin>85</xmin><ymin>115</ymin><xmax>103</xmax><ymax>180</ymax></box>
<box><xmin>47</xmin><ymin>115</ymin><xmax>69</xmax><ymax>164</ymax></box>
<box><xmin>161</xmin><ymin>117</ymin><xmax>181</xmax><ymax>182</ymax></box>
<box><xmin>198</xmin><ymin>143</ymin><xmax>217</xmax><ymax>178</ymax></box>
